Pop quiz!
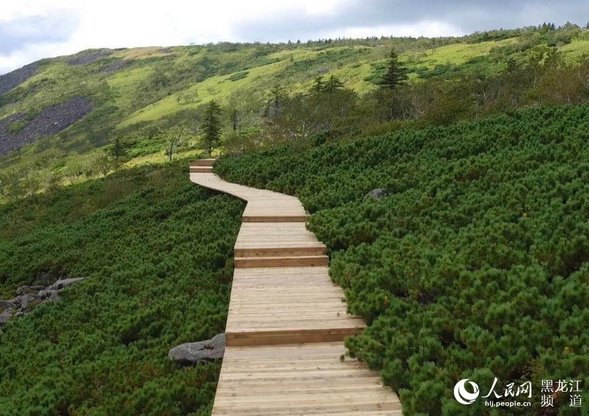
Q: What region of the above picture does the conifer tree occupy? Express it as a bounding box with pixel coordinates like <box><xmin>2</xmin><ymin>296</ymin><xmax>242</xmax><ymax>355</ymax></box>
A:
<box><xmin>201</xmin><ymin>101</ymin><xmax>222</xmax><ymax>156</ymax></box>
<box><xmin>324</xmin><ymin>75</ymin><xmax>344</xmax><ymax>93</ymax></box>
<box><xmin>311</xmin><ymin>76</ymin><xmax>325</xmax><ymax>93</ymax></box>
<box><xmin>311</xmin><ymin>75</ymin><xmax>344</xmax><ymax>94</ymax></box>
<box><xmin>378</xmin><ymin>49</ymin><xmax>408</xmax><ymax>90</ymax></box>
<box><xmin>110</xmin><ymin>137</ymin><xmax>127</xmax><ymax>161</ymax></box>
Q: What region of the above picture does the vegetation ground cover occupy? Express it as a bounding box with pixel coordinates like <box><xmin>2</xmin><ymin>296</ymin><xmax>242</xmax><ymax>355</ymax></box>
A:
<box><xmin>215</xmin><ymin>104</ymin><xmax>589</xmax><ymax>415</ymax></box>
<box><xmin>0</xmin><ymin>160</ymin><xmax>244</xmax><ymax>415</ymax></box>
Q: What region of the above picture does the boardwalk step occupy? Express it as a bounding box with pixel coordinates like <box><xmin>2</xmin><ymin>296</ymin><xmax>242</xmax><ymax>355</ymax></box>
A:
<box><xmin>226</xmin><ymin>327</ymin><xmax>365</xmax><ymax>346</ymax></box>
<box><xmin>242</xmin><ymin>215</ymin><xmax>309</xmax><ymax>223</ymax></box>
<box><xmin>189</xmin><ymin>166</ymin><xmax>214</xmax><ymax>173</ymax></box>
<box><xmin>212</xmin><ymin>343</ymin><xmax>401</xmax><ymax>415</ymax></box>
<box><xmin>235</xmin><ymin>255</ymin><xmax>328</xmax><ymax>268</ymax></box>
<box><xmin>234</xmin><ymin>246</ymin><xmax>326</xmax><ymax>258</ymax></box>
<box><xmin>191</xmin><ymin>158</ymin><xmax>216</xmax><ymax>167</ymax></box>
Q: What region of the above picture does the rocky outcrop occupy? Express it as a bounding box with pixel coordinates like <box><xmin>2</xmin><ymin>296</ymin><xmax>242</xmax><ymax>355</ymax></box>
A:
<box><xmin>0</xmin><ymin>63</ymin><xmax>38</xmax><ymax>96</ymax></box>
<box><xmin>67</xmin><ymin>49</ymin><xmax>112</xmax><ymax>66</ymax></box>
<box><xmin>46</xmin><ymin>277</ymin><xmax>86</xmax><ymax>291</ymax></box>
<box><xmin>0</xmin><ymin>97</ymin><xmax>93</xmax><ymax>155</ymax></box>
<box><xmin>169</xmin><ymin>333</ymin><xmax>226</xmax><ymax>365</ymax></box>
<box><xmin>0</xmin><ymin>277</ymin><xmax>86</xmax><ymax>327</ymax></box>
<box><xmin>101</xmin><ymin>59</ymin><xmax>128</xmax><ymax>74</ymax></box>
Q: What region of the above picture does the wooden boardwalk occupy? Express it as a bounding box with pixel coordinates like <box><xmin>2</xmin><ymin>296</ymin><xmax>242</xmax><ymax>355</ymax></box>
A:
<box><xmin>190</xmin><ymin>159</ymin><xmax>401</xmax><ymax>415</ymax></box>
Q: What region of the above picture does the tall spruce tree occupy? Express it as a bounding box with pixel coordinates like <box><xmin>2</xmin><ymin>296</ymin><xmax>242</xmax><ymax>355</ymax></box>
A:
<box><xmin>201</xmin><ymin>100</ymin><xmax>222</xmax><ymax>156</ymax></box>
<box><xmin>378</xmin><ymin>49</ymin><xmax>408</xmax><ymax>90</ymax></box>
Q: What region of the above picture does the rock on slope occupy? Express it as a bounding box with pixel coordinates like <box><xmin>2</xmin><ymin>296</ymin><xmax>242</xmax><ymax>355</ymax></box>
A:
<box><xmin>0</xmin><ymin>97</ymin><xmax>93</xmax><ymax>155</ymax></box>
<box><xmin>0</xmin><ymin>63</ymin><xmax>38</xmax><ymax>96</ymax></box>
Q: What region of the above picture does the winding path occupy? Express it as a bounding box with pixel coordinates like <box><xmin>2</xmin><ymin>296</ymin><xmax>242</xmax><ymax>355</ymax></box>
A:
<box><xmin>190</xmin><ymin>159</ymin><xmax>401</xmax><ymax>415</ymax></box>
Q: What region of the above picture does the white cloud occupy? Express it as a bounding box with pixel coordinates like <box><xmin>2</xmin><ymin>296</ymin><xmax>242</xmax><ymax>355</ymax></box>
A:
<box><xmin>323</xmin><ymin>21</ymin><xmax>464</xmax><ymax>39</ymax></box>
<box><xmin>305</xmin><ymin>0</ymin><xmax>341</xmax><ymax>16</ymax></box>
<box><xmin>5</xmin><ymin>0</ymin><xmax>583</xmax><ymax>74</ymax></box>
<box><xmin>0</xmin><ymin>41</ymin><xmax>72</xmax><ymax>74</ymax></box>
<box><xmin>0</xmin><ymin>0</ymin><xmax>85</xmax><ymax>26</ymax></box>
<box><xmin>0</xmin><ymin>0</ymin><xmax>367</xmax><ymax>73</ymax></box>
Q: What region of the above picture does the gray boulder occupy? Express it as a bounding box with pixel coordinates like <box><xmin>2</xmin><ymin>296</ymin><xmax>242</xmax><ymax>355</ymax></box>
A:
<box><xmin>0</xmin><ymin>309</ymin><xmax>12</xmax><ymax>326</ymax></box>
<box><xmin>15</xmin><ymin>285</ymin><xmax>43</xmax><ymax>296</ymax></box>
<box><xmin>47</xmin><ymin>291</ymin><xmax>61</xmax><ymax>302</ymax></box>
<box><xmin>47</xmin><ymin>277</ymin><xmax>86</xmax><ymax>291</ymax></box>
<box><xmin>364</xmin><ymin>188</ymin><xmax>387</xmax><ymax>200</ymax></box>
<box><xmin>169</xmin><ymin>333</ymin><xmax>226</xmax><ymax>365</ymax></box>
<box><xmin>0</xmin><ymin>300</ymin><xmax>15</xmax><ymax>310</ymax></box>
<box><xmin>17</xmin><ymin>294</ymin><xmax>35</xmax><ymax>311</ymax></box>
<box><xmin>0</xmin><ymin>276</ymin><xmax>85</xmax><ymax>323</ymax></box>
<box><xmin>38</xmin><ymin>289</ymin><xmax>57</xmax><ymax>299</ymax></box>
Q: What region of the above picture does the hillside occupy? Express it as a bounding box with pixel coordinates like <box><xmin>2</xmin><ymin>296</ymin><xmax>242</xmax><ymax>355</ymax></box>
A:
<box><xmin>215</xmin><ymin>104</ymin><xmax>589</xmax><ymax>415</ymax></box>
<box><xmin>0</xmin><ymin>161</ymin><xmax>243</xmax><ymax>415</ymax></box>
<box><xmin>1</xmin><ymin>23</ymin><xmax>589</xmax><ymax>416</ymax></box>
<box><xmin>1</xmin><ymin>25</ymin><xmax>589</xmax><ymax>201</ymax></box>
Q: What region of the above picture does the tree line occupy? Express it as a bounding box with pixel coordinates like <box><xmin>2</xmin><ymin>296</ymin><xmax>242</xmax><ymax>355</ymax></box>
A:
<box><xmin>213</xmin><ymin>44</ymin><xmax>589</xmax><ymax>155</ymax></box>
<box><xmin>94</xmin><ymin>42</ymin><xmax>589</xmax><ymax>173</ymax></box>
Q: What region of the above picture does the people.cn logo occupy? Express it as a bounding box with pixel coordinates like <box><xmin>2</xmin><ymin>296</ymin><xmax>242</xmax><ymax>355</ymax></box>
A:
<box><xmin>454</xmin><ymin>379</ymin><xmax>480</xmax><ymax>405</ymax></box>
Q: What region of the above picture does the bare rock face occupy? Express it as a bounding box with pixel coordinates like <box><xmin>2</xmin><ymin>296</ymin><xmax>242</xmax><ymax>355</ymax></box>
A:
<box><xmin>0</xmin><ymin>97</ymin><xmax>93</xmax><ymax>155</ymax></box>
<box><xmin>101</xmin><ymin>59</ymin><xmax>128</xmax><ymax>74</ymax></box>
<box><xmin>67</xmin><ymin>49</ymin><xmax>112</xmax><ymax>66</ymax></box>
<box><xmin>0</xmin><ymin>63</ymin><xmax>38</xmax><ymax>96</ymax></box>
<box><xmin>169</xmin><ymin>333</ymin><xmax>226</xmax><ymax>365</ymax></box>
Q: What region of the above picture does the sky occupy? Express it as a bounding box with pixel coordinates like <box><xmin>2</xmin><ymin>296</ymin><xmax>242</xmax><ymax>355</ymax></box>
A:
<box><xmin>0</xmin><ymin>0</ymin><xmax>588</xmax><ymax>74</ymax></box>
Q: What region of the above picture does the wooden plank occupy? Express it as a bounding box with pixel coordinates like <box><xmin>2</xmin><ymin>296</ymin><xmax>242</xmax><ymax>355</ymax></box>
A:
<box><xmin>189</xmin><ymin>166</ymin><xmax>213</xmax><ymax>172</ymax></box>
<box><xmin>190</xmin><ymin>158</ymin><xmax>216</xmax><ymax>166</ymax></box>
<box><xmin>234</xmin><ymin>246</ymin><xmax>326</xmax><ymax>258</ymax></box>
<box><xmin>234</xmin><ymin>223</ymin><xmax>324</xmax><ymax>254</ymax></box>
<box><xmin>234</xmin><ymin>255</ymin><xmax>329</xmax><ymax>268</ymax></box>
<box><xmin>189</xmin><ymin>161</ymin><xmax>401</xmax><ymax>416</ymax></box>
<box><xmin>242</xmin><ymin>214</ymin><xmax>309</xmax><ymax>222</ymax></box>
<box><xmin>211</xmin><ymin>343</ymin><xmax>401</xmax><ymax>416</ymax></box>
<box><xmin>226</xmin><ymin>327</ymin><xmax>365</xmax><ymax>346</ymax></box>
<box><xmin>226</xmin><ymin>267</ymin><xmax>363</xmax><ymax>338</ymax></box>
<box><xmin>189</xmin><ymin>171</ymin><xmax>307</xmax><ymax>219</ymax></box>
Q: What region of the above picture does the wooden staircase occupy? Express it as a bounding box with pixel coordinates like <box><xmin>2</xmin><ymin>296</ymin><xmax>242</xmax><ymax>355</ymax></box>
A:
<box><xmin>233</xmin><ymin>222</ymin><xmax>329</xmax><ymax>268</ymax></box>
<box><xmin>189</xmin><ymin>160</ymin><xmax>401</xmax><ymax>415</ymax></box>
<box><xmin>189</xmin><ymin>158</ymin><xmax>215</xmax><ymax>173</ymax></box>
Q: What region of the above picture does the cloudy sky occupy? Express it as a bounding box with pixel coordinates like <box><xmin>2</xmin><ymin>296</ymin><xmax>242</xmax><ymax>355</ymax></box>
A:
<box><xmin>1</xmin><ymin>0</ymin><xmax>588</xmax><ymax>74</ymax></box>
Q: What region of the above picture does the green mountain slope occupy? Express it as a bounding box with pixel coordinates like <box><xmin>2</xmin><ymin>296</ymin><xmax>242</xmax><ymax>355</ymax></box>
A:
<box><xmin>215</xmin><ymin>104</ymin><xmax>589</xmax><ymax>415</ymax></box>
<box><xmin>1</xmin><ymin>25</ymin><xmax>589</xmax><ymax>201</ymax></box>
